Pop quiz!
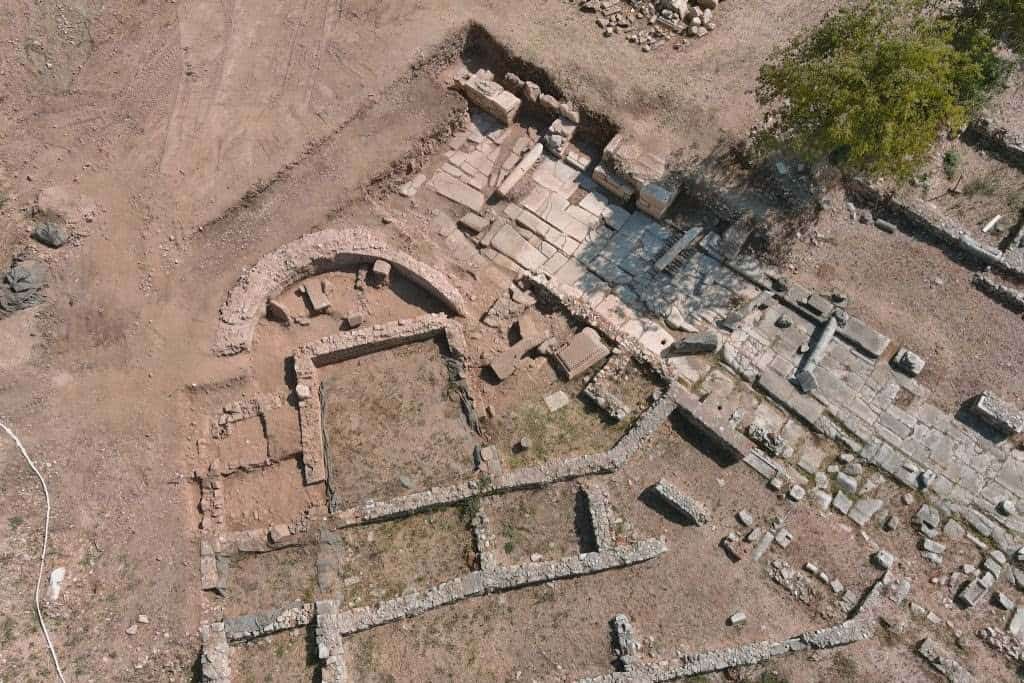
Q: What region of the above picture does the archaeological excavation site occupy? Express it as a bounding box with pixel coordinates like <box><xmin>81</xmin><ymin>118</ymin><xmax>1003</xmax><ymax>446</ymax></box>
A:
<box><xmin>1</xmin><ymin>1</ymin><xmax>1024</xmax><ymax>682</ymax></box>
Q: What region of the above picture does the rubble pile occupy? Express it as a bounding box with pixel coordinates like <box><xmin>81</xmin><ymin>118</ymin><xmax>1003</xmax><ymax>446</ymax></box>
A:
<box><xmin>577</xmin><ymin>0</ymin><xmax>727</xmax><ymax>51</ymax></box>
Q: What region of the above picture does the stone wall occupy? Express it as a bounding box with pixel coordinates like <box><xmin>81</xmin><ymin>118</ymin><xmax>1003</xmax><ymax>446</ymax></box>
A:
<box><xmin>199</xmin><ymin>622</ymin><xmax>232</xmax><ymax>682</ymax></box>
<box><xmin>218</xmin><ymin>538</ymin><xmax>666</xmax><ymax>644</ymax></box>
<box><xmin>846</xmin><ymin>178</ymin><xmax>1024</xmax><ymax>280</ymax></box>
<box><xmin>316</xmin><ymin>601</ymin><xmax>350</xmax><ymax>683</ymax></box>
<box><xmin>582</xmin><ymin>483</ymin><xmax>616</xmax><ymax>551</ymax></box>
<box><xmin>293</xmin><ymin>314</ymin><xmax>465</xmax><ymax>490</ymax></box>
<box><xmin>572</xmin><ymin>572</ymin><xmax>903</xmax><ymax>683</ymax></box>
<box><xmin>213</xmin><ymin>228</ymin><xmax>469</xmax><ymax>355</ymax></box>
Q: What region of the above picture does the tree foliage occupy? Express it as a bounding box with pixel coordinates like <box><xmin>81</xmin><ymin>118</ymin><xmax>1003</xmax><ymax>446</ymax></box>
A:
<box><xmin>756</xmin><ymin>0</ymin><xmax>1010</xmax><ymax>179</ymax></box>
<box><xmin>962</xmin><ymin>0</ymin><xmax>1024</xmax><ymax>53</ymax></box>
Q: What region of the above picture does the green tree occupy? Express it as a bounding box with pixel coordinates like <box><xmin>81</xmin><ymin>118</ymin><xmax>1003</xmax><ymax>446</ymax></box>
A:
<box><xmin>756</xmin><ymin>0</ymin><xmax>1009</xmax><ymax>179</ymax></box>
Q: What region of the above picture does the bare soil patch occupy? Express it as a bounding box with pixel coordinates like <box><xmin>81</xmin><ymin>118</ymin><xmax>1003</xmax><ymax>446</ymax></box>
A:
<box><xmin>336</xmin><ymin>508</ymin><xmax>473</xmax><ymax>609</ymax></box>
<box><xmin>230</xmin><ymin>628</ymin><xmax>318</xmax><ymax>683</ymax></box>
<box><xmin>321</xmin><ymin>338</ymin><xmax>479</xmax><ymax>506</ymax></box>
<box><xmin>484</xmin><ymin>484</ymin><xmax>589</xmax><ymax>564</ymax></box>
<box><xmin>225</xmin><ymin>545</ymin><xmax>318</xmax><ymax>618</ymax></box>
<box><xmin>220</xmin><ymin>459</ymin><xmax>325</xmax><ymax>531</ymax></box>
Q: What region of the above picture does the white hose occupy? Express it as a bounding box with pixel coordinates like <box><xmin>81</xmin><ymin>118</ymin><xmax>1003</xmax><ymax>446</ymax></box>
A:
<box><xmin>0</xmin><ymin>420</ymin><xmax>66</xmax><ymax>683</ymax></box>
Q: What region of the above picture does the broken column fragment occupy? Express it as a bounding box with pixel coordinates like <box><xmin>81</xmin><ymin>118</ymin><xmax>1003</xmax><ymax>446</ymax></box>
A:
<box><xmin>663</xmin><ymin>330</ymin><xmax>721</xmax><ymax>357</ymax></box>
<box><xmin>793</xmin><ymin>311</ymin><xmax>842</xmax><ymax>393</ymax></box>
<box><xmin>651</xmin><ymin>478</ymin><xmax>709</xmax><ymax>526</ymax></box>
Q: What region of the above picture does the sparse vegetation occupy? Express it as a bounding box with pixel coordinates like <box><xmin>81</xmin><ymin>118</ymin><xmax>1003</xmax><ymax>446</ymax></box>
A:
<box><xmin>963</xmin><ymin>173</ymin><xmax>1000</xmax><ymax>196</ymax></box>
<box><xmin>942</xmin><ymin>150</ymin><xmax>962</xmax><ymax>180</ymax></box>
<box><xmin>8</xmin><ymin>515</ymin><xmax>24</xmax><ymax>531</ymax></box>
<box><xmin>757</xmin><ymin>0</ymin><xmax>1010</xmax><ymax>179</ymax></box>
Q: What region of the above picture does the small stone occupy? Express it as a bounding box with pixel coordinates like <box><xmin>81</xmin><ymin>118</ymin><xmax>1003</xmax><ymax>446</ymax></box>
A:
<box><xmin>47</xmin><ymin>567</ymin><xmax>66</xmax><ymax>602</ymax></box>
<box><xmin>137</xmin><ymin>615</ymin><xmax>150</xmax><ymax>624</ymax></box>
<box><xmin>775</xmin><ymin>316</ymin><xmax>792</xmax><ymax>329</ymax></box>
<box><xmin>266</xmin><ymin>298</ymin><xmax>292</xmax><ymax>325</ymax></box>
<box><xmin>943</xmin><ymin>519</ymin><xmax>965</xmax><ymax>540</ymax></box>
<box><xmin>737</xmin><ymin>509</ymin><xmax>754</xmax><ymax>527</ymax></box>
<box><xmin>842</xmin><ymin>463</ymin><xmax>864</xmax><ymax>477</ymax></box>
<box><xmin>920</xmin><ymin>538</ymin><xmax>946</xmax><ymax>554</ymax></box>
<box><xmin>787</xmin><ymin>485</ymin><xmax>806</xmax><ymax>502</ymax></box>
<box><xmin>370</xmin><ymin>259</ymin><xmax>392</xmax><ymax>285</ymax></box>
<box><xmin>544</xmin><ymin>391</ymin><xmax>570</xmax><ymax>413</ymax></box>
<box><xmin>811</xmin><ymin>489</ymin><xmax>832</xmax><ymax>511</ymax></box>
<box><xmin>836</xmin><ymin>472</ymin><xmax>858</xmax><ymax>495</ymax></box>
<box><xmin>918</xmin><ymin>469</ymin><xmax>937</xmax><ymax>490</ymax></box>
<box><xmin>892</xmin><ymin>347</ymin><xmax>925</xmax><ymax>377</ymax></box>
<box><xmin>883</xmin><ymin>514</ymin><xmax>899</xmax><ymax>532</ymax></box>
<box><xmin>31</xmin><ymin>222</ymin><xmax>69</xmax><ymax>248</ymax></box>
<box><xmin>901</xmin><ymin>493</ymin><xmax>915</xmax><ymax>505</ymax></box>
<box><xmin>517</xmin><ymin>437</ymin><xmax>531</xmax><ymax>451</ymax></box>
<box><xmin>768</xmin><ymin>476</ymin><xmax>786</xmax><ymax>492</ymax></box>
<box><xmin>998</xmin><ymin>499</ymin><xmax>1017</xmax><ymax>517</ymax></box>
<box><xmin>295</xmin><ymin>384</ymin><xmax>312</xmax><ymax>401</ymax></box>
<box><xmin>126</xmin><ymin>624</ymin><xmax>139</xmax><ymax>636</ymax></box>
<box><xmin>872</xmin><ymin>550</ymin><xmax>895</xmax><ymax>570</ymax></box>
<box><xmin>832</xmin><ymin>490</ymin><xmax>854</xmax><ymax>515</ymax></box>
<box><xmin>994</xmin><ymin>592</ymin><xmax>1015</xmax><ymax>610</ymax></box>
<box><xmin>727</xmin><ymin>611</ymin><xmax>747</xmax><ymax>626</ymax></box>
<box><xmin>343</xmin><ymin>312</ymin><xmax>364</xmax><ymax>329</ymax></box>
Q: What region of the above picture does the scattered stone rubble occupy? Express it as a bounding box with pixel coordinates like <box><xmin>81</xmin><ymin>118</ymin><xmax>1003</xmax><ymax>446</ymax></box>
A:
<box><xmin>582</xmin><ymin>350</ymin><xmax>635</xmax><ymax>422</ymax></box>
<box><xmin>576</xmin><ymin>0</ymin><xmax>727</xmax><ymax>52</ymax></box>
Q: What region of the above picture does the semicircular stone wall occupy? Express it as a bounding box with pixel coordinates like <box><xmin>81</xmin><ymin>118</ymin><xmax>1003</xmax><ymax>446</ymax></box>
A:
<box><xmin>214</xmin><ymin>227</ymin><xmax>468</xmax><ymax>355</ymax></box>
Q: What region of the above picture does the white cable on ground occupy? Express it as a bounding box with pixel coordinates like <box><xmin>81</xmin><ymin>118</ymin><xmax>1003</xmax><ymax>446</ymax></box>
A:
<box><xmin>0</xmin><ymin>420</ymin><xmax>67</xmax><ymax>683</ymax></box>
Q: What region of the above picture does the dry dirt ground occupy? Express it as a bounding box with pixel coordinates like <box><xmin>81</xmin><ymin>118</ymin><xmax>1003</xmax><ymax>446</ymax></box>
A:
<box><xmin>0</xmin><ymin>1</ymin><xmax>1022</xmax><ymax>682</ymax></box>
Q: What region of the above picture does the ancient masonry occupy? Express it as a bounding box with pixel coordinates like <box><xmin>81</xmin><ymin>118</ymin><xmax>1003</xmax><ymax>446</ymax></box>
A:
<box><xmin>194</xmin><ymin>64</ymin><xmax>1024</xmax><ymax>679</ymax></box>
<box><xmin>571</xmin><ymin>567</ymin><xmax>912</xmax><ymax>682</ymax></box>
<box><xmin>213</xmin><ymin>227</ymin><xmax>469</xmax><ymax>355</ymax></box>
